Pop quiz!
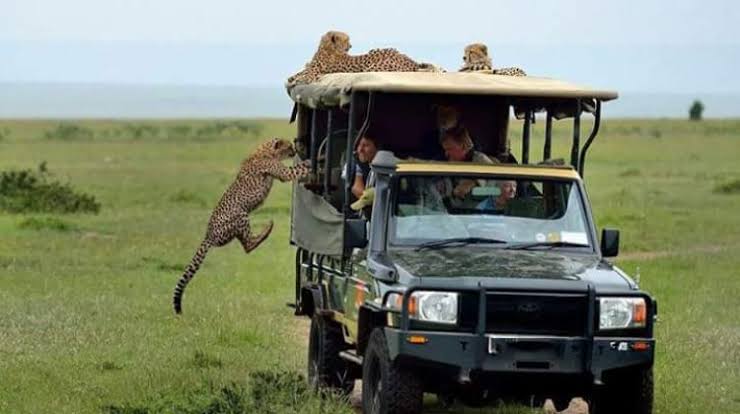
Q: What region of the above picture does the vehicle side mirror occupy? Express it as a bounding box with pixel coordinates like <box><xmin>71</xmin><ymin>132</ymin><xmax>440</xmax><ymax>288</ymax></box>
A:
<box><xmin>345</xmin><ymin>218</ymin><xmax>368</xmax><ymax>249</ymax></box>
<box><xmin>600</xmin><ymin>228</ymin><xmax>620</xmax><ymax>257</ymax></box>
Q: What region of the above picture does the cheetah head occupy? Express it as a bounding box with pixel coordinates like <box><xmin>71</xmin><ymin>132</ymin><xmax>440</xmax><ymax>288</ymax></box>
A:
<box><xmin>259</xmin><ymin>138</ymin><xmax>296</xmax><ymax>159</ymax></box>
<box><xmin>319</xmin><ymin>30</ymin><xmax>351</xmax><ymax>55</ymax></box>
<box><xmin>463</xmin><ymin>43</ymin><xmax>492</xmax><ymax>67</ymax></box>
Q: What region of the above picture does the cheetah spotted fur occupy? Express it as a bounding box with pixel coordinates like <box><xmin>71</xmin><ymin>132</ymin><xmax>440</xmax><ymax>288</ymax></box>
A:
<box><xmin>459</xmin><ymin>43</ymin><xmax>527</xmax><ymax>76</ymax></box>
<box><xmin>287</xmin><ymin>30</ymin><xmax>440</xmax><ymax>86</ymax></box>
<box><xmin>172</xmin><ymin>138</ymin><xmax>310</xmax><ymax>314</ymax></box>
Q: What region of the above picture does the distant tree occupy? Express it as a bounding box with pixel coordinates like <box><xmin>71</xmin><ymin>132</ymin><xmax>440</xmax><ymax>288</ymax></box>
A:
<box><xmin>689</xmin><ymin>100</ymin><xmax>705</xmax><ymax>121</ymax></box>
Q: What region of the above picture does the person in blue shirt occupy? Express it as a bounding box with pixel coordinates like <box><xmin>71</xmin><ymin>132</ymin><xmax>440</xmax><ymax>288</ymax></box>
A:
<box><xmin>477</xmin><ymin>180</ymin><xmax>517</xmax><ymax>210</ymax></box>
<box><xmin>341</xmin><ymin>135</ymin><xmax>379</xmax><ymax>199</ymax></box>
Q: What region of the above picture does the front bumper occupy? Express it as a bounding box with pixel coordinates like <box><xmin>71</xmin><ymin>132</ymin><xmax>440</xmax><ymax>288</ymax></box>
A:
<box><xmin>385</xmin><ymin>328</ymin><xmax>654</xmax><ymax>384</ymax></box>
<box><xmin>386</xmin><ymin>282</ymin><xmax>656</xmax><ymax>385</ymax></box>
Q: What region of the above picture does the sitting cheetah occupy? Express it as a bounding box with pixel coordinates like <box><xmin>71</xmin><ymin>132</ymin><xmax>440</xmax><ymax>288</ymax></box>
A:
<box><xmin>172</xmin><ymin>138</ymin><xmax>310</xmax><ymax>314</ymax></box>
<box><xmin>459</xmin><ymin>43</ymin><xmax>527</xmax><ymax>76</ymax></box>
<box><xmin>287</xmin><ymin>30</ymin><xmax>440</xmax><ymax>86</ymax></box>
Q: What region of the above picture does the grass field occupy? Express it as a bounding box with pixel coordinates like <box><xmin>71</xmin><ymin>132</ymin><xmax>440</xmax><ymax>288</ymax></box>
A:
<box><xmin>1</xmin><ymin>118</ymin><xmax>739</xmax><ymax>414</ymax></box>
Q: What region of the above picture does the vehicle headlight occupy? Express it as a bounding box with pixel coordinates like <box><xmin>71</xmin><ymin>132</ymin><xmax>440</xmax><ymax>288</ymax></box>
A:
<box><xmin>599</xmin><ymin>297</ymin><xmax>647</xmax><ymax>330</ymax></box>
<box><xmin>384</xmin><ymin>291</ymin><xmax>458</xmax><ymax>324</ymax></box>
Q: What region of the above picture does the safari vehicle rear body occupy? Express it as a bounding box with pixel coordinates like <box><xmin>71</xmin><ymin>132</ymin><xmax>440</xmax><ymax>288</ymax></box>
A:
<box><xmin>287</xmin><ymin>72</ymin><xmax>656</xmax><ymax>413</ymax></box>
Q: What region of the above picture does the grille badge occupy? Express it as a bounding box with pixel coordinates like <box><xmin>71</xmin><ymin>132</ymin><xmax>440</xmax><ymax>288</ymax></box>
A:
<box><xmin>517</xmin><ymin>302</ymin><xmax>541</xmax><ymax>313</ymax></box>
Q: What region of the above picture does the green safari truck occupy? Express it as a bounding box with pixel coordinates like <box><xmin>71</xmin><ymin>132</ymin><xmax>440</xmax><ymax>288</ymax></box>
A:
<box><xmin>286</xmin><ymin>72</ymin><xmax>656</xmax><ymax>414</ymax></box>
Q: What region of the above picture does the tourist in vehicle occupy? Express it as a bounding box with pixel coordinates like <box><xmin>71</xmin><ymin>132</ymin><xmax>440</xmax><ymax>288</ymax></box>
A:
<box><xmin>438</xmin><ymin>127</ymin><xmax>495</xmax><ymax>203</ymax></box>
<box><xmin>342</xmin><ymin>135</ymin><xmax>379</xmax><ymax>199</ymax></box>
<box><xmin>440</xmin><ymin>126</ymin><xmax>495</xmax><ymax>164</ymax></box>
<box><xmin>477</xmin><ymin>179</ymin><xmax>517</xmax><ymax>210</ymax></box>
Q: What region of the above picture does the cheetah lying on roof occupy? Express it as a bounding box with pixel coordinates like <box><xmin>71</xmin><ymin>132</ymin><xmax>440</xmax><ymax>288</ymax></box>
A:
<box><xmin>287</xmin><ymin>30</ymin><xmax>440</xmax><ymax>86</ymax></box>
<box><xmin>459</xmin><ymin>43</ymin><xmax>527</xmax><ymax>76</ymax></box>
<box><xmin>172</xmin><ymin>138</ymin><xmax>311</xmax><ymax>314</ymax></box>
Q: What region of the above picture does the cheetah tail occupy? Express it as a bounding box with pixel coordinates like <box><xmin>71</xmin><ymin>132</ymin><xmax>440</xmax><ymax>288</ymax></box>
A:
<box><xmin>172</xmin><ymin>239</ymin><xmax>212</xmax><ymax>315</ymax></box>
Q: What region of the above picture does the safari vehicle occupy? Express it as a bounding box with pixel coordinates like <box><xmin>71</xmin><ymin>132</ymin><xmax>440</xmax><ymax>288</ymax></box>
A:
<box><xmin>286</xmin><ymin>72</ymin><xmax>656</xmax><ymax>414</ymax></box>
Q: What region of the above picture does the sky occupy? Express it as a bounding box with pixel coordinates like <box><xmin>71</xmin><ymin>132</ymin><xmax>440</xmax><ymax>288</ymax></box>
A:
<box><xmin>3</xmin><ymin>0</ymin><xmax>740</xmax><ymax>93</ymax></box>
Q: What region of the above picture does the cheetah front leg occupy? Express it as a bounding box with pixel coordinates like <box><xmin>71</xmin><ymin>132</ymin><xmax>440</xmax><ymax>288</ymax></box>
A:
<box><xmin>237</xmin><ymin>219</ymin><xmax>274</xmax><ymax>254</ymax></box>
<box><xmin>269</xmin><ymin>160</ymin><xmax>311</xmax><ymax>182</ymax></box>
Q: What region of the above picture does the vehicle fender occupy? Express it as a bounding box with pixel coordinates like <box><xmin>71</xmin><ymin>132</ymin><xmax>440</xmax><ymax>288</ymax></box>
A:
<box><xmin>300</xmin><ymin>284</ymin><xmax>326</xmax><ymax>316</ymax></box>
<box><xmin>357</xmin><ymin>305</ymin><xmax>386</xmax><ymax>356</ymax></box>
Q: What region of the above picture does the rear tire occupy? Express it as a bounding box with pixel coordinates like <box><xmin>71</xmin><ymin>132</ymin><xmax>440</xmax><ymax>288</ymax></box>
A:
<box><xmin>362</xmin><ymin>328</ymin><xmax>423</xmax><ymax>414</ymax></box>
<box><xmin>307</xmin><ymin>314</ymin><xmax>354</xmax><ymax>395</ymax></box>
<box><xmin>592</xmin><ymin>366</ymin><xmax>653</xmax><ymax>414</ymax></box>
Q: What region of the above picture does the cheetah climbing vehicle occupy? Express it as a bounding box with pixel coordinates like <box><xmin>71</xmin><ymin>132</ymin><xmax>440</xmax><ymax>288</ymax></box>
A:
<box><xmin>286</xmin><ymin>72</ymin><xmax>656</xmax><ymax>414</ymax></box>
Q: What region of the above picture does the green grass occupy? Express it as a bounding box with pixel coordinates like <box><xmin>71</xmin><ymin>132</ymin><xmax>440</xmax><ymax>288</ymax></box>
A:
<box><xmin>0</xmin><ymin>118</ymin><xmax>739</xmax><ymax>413</ymax></box>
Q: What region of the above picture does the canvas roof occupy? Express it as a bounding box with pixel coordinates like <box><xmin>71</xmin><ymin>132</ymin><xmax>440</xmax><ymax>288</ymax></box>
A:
<box><xmin>287</xmin><ymin>71</ymin><xmax>619</xmax><ymax>108</ymax></box>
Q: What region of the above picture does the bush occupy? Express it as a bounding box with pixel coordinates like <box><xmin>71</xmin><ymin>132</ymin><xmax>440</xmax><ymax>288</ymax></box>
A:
<box><xmin>714</xmin><ymin>179</ymin><xmax>740</xmax><ymax>194</ymax></box>
<box><xmin>689</xmin><ymin>100</ymin><xmax>705</xmax><ymax>121</ymax></box>
<box><xmin>44</xmin><ymin>123</ymin><xmax>94</xmax><ymax>140</ymax></box>
<box><xmin>0</xmin><ymin>163</ymin><xmax>100</xmax><ymax>214</ymax></box>
<box><xmin>122</xmin><ymin>124</ymin><xmax>160</xmax><ymax>139</ymax></box>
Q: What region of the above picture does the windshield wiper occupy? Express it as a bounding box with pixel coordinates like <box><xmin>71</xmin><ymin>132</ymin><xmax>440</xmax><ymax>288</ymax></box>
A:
<box><xmin>415</xmin><ymin>237</ymin><xmax>507</xmax><ymax>251</ymax></box>
<box><xmin>504</xmin><ymin>241</ymin><xmax>589</xmax><ymax>250</ymax></box>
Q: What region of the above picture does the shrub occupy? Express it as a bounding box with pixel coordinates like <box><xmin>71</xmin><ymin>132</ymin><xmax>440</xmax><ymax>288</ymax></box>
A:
<box><xmin>44</xmin><ymin>123</ymin><xmax>94</xmax><ymax>140</ymax></box>
<box><xmin>122</xmin><ymin>124</ymin><xmax>160</xmax><ymax>139</ymax></box>
<box><xmin>714</xmin><ymin>179</ymin><xmax>740</xmax><ymax>194</ymax></box>
<box><xmin>0</xmin><ymin>163</ymin><xmax>100</xmax><ymax>214</ymax></box>
<box><xmin>689</xmin><ymin>100</ymin><xmax>705</xmax><ymax>121</ymax></box>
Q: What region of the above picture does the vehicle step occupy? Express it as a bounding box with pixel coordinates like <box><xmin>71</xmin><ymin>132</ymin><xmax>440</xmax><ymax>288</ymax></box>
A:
<box><xmin>339</xmin><ymin>350</ymin><xmax>363</xmax><ymax>366</ymax></box>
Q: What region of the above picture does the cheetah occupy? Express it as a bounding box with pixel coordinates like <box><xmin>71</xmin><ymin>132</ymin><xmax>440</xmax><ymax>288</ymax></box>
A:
<box><xmin>459</xmin><ymin>42</ymin><xmax>527</xmax><ymax>76</ymax></box>
<box><xmin>459</xmin><ymin>43</ymin><xmax>493</xmax><ymax>72</ymax></box>
<box><xmin>172</xmin><ymin>138</ymin><xmax>311</xmax><ymax>314</ymax></box>
<box><xmin>287</xmin><ymin>30</ymin><xmax>440</xmax><ymax>86</ymax></box>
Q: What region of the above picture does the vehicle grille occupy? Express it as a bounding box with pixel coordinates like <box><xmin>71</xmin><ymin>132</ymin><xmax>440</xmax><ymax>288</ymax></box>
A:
<box><xmin>485</xmin><ymin>293</ymin><xmax>588</xmax><ymax>336</ymax></box>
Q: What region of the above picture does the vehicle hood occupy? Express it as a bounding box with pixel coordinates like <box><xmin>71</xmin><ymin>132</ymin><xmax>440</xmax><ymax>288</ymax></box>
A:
<box><xmin>390</xmin><ymin>247</ymin><xmax>631</xmax><ymax>287</ymax></box>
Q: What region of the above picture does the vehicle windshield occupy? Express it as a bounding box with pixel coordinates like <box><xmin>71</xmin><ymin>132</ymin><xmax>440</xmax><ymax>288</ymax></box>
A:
<box><xmin>389</xmin><ymin>174</ymin><xmax>592</xmax><ymax>250</ymax></box>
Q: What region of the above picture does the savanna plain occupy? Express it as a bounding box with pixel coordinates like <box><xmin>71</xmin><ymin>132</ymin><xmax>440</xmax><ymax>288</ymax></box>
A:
<box><xmin>0</xmin><ymin>118</ymin><xmax>738</xmax><ymax>414</ymax></box>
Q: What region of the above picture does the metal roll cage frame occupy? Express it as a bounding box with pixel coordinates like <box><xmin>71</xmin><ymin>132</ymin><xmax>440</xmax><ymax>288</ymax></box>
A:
<box><xmin>301</xmin><ymin>92</ymin><xmax>603</xmax><ymax>230</ymax></box>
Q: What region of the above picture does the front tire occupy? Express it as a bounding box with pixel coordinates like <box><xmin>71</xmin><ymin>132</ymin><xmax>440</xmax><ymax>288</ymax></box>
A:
<box><xmin>592</xmin><ymin>366</ymin><xmax>653</xmax><ymax>414</ymax></box>
<box><xmin>362</xmin><ymin>328</ymin><xmax>423</xmax><ymax>414</ymax></box>
<box><xmin>307</xmin><ymin>314</ymin><xmax>354</xmax><ymax>395</ymax></box>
